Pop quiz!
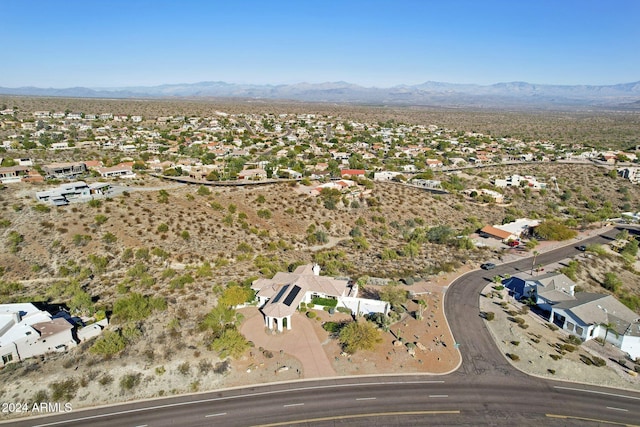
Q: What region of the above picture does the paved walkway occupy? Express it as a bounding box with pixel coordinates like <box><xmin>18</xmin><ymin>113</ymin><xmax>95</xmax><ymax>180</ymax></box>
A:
<box><xmin>240</xmin><ymin>308</ymin><xmax>336</xmax><ymax>379</ymax></box>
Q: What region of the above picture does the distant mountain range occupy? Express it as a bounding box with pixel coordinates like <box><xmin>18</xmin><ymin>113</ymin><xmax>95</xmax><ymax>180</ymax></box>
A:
<box><xmin>1</xmin><ymin>80</ymin><xmax>640</xmax><ymax>110</ymax></box>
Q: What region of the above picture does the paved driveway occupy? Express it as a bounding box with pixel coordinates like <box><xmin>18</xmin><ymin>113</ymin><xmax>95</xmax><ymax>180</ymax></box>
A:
<box><xmin>240</xmin><ymin>308</ymin><xmax>336</xmax><ymax>379</ymax></box>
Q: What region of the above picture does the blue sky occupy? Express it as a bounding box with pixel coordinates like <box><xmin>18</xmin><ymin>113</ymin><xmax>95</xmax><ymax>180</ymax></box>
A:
<box><xmin>3</xmin><ymin>1</ymin><xmax>638</xmax><ymax>88</ymax></box>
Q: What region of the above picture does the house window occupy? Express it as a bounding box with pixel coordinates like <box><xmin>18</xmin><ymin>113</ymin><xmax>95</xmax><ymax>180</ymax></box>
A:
<box><xmin>2</xmin><ymin>354</ymin><xmax>13</xmax><ymax>364</ymax></box>
<box><xmin>566</xmin><ymin>322</ymin><xmax>574</xmax><ymax>332</ymax></box>
<box><xmin>576</xmin><ymin>326</ymin><xmax>584</xmax><ymax>336</ymax></box>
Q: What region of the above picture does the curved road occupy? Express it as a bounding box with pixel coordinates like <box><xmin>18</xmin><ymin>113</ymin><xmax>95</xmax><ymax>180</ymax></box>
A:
<box><xmin>6</xmin><ymin>229</ymin><xmax>640</xmax><ymax>426</ymax></box>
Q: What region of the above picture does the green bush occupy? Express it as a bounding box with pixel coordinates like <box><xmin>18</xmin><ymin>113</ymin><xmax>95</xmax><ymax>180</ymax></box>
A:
<box><xmin>306</xmin><ymin>311</ymin><xmax>317</xmax><ymax>319</ymax></box>
<box><xmin>311</xmin><ymin>297</ymin><xmax>338</xmax><ymax>307</ymax></box>
<box><xmin>49</xmin><ymin>379</ymin><xmax>77</xmax><ymax>401</ymax></box>
<box><xmin>32</xmin><ymin>203</ymin><xmax>51</xmax><ymax>213</ymax></box>
<box><xmin>90</xmin><ymin>330</ymin><xmax>126</xmax><ymax>356</ymax></box>
<box><xmin>112</xmin><ymin>293</ymin><xmax>166</xmax><ymax>323</ymax></box>
<box><xmin>119</xmin><ymin>373</ymin><xmax>141</xmax><ymax>391</ymax></box>
<box><xmin>506</xmin><ymin>353</ymin><xmax>520</xmax><ymax>361</ymax></box>
<box><xmin>485</xmin><ymin>312</ymin><xmax>495</xmax><ymax>321</ymax></box>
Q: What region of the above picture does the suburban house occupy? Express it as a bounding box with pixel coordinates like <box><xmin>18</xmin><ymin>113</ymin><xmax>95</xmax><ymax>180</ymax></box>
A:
<box><xmin>619</xmin><ymin>167</ymin><xmax>640</xmax><ymax>184</ymax></box>
<box><xmin>0</xmin><ymin>303</ymin><xmax>77</xmax><ymax>367</ymax></box>
<box><xmin>42</xmin><ymin>162</ymin><xmax>87</xmax><ymax>179</ymax></box>
<box><xmin>251</xmin><ymin>264</ymin><xmax>389</xmax><ymax>332</ymax></box>
<box><xmin>480</xmin><ymin>218</ymin><xmax>539</xmax><ymax>243</ymax></box>
<box><xmin>494</xmin><ymin>174</ymin><xmax>547</xmax><ymax>189</ymax></box>
<box><xmin>503</xmin><ymin>273</ymin><xmax>640</xmax><ymax>360</ymax></box>
<box><xmin>465</xmin><ymin>188</ymin><xmax>504</xmax><ymax>203</ymax></box>
<box><xmin>237</xmin><ymin>168</ymin><xmax>267</xmax><ymax>180</ymax></box>
<box><xmin>35</xmin><ymin>181</ymin><xmax>103</xmax><ymax>205</ymax></box>
<box><xmin>95</xmin><ymin>164</ymin><xmax>136</xmax><ymax>179</ymax></box>
<box><xmin>340</xmin><ymin>169</ymin><xmax>365</xmax><ymax>178</ymax></box>
<box><xmin>0</xmin><ymin>166</ymin><xmax>43</xmax><ymax>183</ymax></box>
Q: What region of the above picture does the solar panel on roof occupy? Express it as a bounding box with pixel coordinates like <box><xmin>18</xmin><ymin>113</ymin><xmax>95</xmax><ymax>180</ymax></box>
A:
<box><xmin>271</xmin><ymin>284</ymin><xmax>289</xmax><ymax>304</ymax></box>
<box><xmin>283</xmin><ymin>285</ymin><xmax>302</xmax><ymax>306</ymax></box>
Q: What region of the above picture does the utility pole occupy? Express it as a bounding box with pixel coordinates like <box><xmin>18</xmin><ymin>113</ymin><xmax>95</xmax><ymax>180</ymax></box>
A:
<box><xmin>531</xmin><ymin>250</ymin><xmax>539</xmax><ymax>276</ymax></box>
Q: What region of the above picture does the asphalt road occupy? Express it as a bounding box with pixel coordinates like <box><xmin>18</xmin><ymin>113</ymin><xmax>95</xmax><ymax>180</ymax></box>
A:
<box><xmin>5</xmin><ymin>228</ymin><xmax>640</xmax><ymax>427</ymax></box>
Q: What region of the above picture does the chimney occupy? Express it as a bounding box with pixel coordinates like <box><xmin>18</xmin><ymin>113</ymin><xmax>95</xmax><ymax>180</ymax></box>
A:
<box><xmin>312</xmin><ymin>263</ymin><xmax>320</xmax><ymax>276</ymax></box>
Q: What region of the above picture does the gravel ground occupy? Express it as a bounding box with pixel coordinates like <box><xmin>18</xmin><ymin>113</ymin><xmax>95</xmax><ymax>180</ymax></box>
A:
<box><xmin>480</xmin><ymin>283</ymin><xmax>640</xmax><ymax>391</ymax></box>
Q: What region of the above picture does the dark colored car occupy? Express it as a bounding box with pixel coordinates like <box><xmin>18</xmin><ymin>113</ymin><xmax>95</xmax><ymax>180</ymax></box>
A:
<box><xmin>577</xmin><ymin>245</ymin><xmax>587</xmax><ymax>251</ymax></box>
<box><xmin>481</xmin><ymin>262</ymin><xmax>496</xmax><ymax>270</ymax></box>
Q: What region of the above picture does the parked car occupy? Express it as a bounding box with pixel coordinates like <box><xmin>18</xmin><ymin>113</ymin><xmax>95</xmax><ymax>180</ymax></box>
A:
<box><xmin>481</xmin><ymin>262</ymin><xmax>496</xmax><ymax>270</ymax></box>
<box><xmin>577</xmin><ymin>245</ymin><xmax>587</xmax><ymax>251</ymax></box>
<box><xmin>507</xmin><ymin>240</ymin><xmax>520</xmax><ymax>247</ymax></box>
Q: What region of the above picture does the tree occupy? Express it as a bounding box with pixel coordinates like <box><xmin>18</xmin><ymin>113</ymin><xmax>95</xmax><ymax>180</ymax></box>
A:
<box><xmin>210</xmin><ymin>328</ymin><xmax>249</xmax><ymax>359</ymax></box>
<box><xmin>338</xmin><ymin>320</ymin><xmax>382</xmax><ymax>354</ymax></box>
<box><xmin>600</xmin><ymin>322</ymin><xmax>619</xmax><ymax>346</ymax></box>
<box><xmin>534</xmin><ymin>220</ymin><xmax>577</xmax><ymax>241</ymax></box>
<box><xmin>199</xmin><ymin>304</ymin><xmax>242</xmax><ymax>335</ymax></box>
<box><xmin>219</xmin><ymin>285</ymin><xmax>253</xmax><ymax>308</ymax></box>
<box><xmin>378</xmin><ymin>284</ymin><xmax>408</xmax><ymax>310</ymax></box>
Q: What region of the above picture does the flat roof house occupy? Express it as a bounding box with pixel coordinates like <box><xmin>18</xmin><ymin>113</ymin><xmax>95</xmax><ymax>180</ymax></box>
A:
<box><xmin>42</xmin><ymin>162</ymin><xmax>87</xmax><ymax>179</ymax></box>
<box><xmin>35</xmin><ymin>181</ymin><xmax>92</xmax><ymax>205</ymax></box>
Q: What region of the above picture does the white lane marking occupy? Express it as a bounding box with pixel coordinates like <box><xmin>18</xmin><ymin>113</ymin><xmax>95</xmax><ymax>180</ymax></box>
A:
<box><xmin>554</xmin><ymin>386</ymin><xmax>640</xmax><ymax>401</ymax></box>
<box><xmin>356</xmin><ymin>397</ymin><xmax>377</xmax><ymax>401</ymax></box>
<box><xmin>205</xmin><ymin>412</ymin><xmax>227</xmax><ymax>417</ymax></box>
<box><xmin>606</xmin><ymin>407</ymin><xmax>629</xmax><ymax>412</ymax></box>
<box><xmin>429</xmin><ymin>395</ymin><xmax>449</xmax><ymax>398</ymax></box>
<box><xmin>32</xmin><ymin>380</ymin><xmax>444</xmax><ymax>427</ymax></box>
<box><xmin>135</xmin><ymin>425</ymin><xmax>148</xmax><ymax>427</ymax></box>
<box><xmin>283</xmin><ymin>403</ymin><xmax>304</xmax><ymax>407</ymax></box>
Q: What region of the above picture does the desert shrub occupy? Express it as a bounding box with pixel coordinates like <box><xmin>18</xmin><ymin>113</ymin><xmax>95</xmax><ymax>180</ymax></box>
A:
<box><xmin>112</xmin><ymin>293</ymin><xmax>166</xmax><ymax>323</ymax></box>
<box><xmin>306</xmin><ymin>311</ymin><xmax>317</xmax><ymax>319</ymax></box>
<box><xmin>549</xmin><ymin>354</ymin><xmax>562</xmax><ymax>360</ymax></box>
<box><xmin>90</xmin><ymin>330</ymin><xmax>126</xmax><ymax>356</ymax></box>
<box><xmin>198</xmin><ymin>360</ymin><xmax>213</xmax><ymax>375</ymax></box>
<box><xmin>580</xmin><ymin>355</ymin><xmax>594</xmax><ymax>366</ymax></box>
<box><xmin>592</xmin><ymin>356</ymin><xmax>606</xmax><ymax>367</ymax></box>
<box><xmin>214</xmin><ymin>360</ymin><xmax>231</xmax><ymax>374</ymax></box>
<box><xmin>98</xmin><ymin>374</ymin><xmax>114</xmax><ymax>385</ymax></box>
<box><xmin>511</xmin><ymin>341</ymin><xmax>520</xmax><ymax>346</ymax></box>
<box><xmin>547</xmin><ymin>369</ymin><xmax>556</xmax><ymax>374</ymax></box>
<box><xmin>177</xmin><ymin>362</ymin><xmax>190</xmax><ymax>376</ymax></box>
<box><xmin>559</xmin><ymin>343</ymin><xmax>576</xmax><ymax>352</ymax></box>
<box><xmin>485</xmin><ymin>312</ymin><xmax>495</xmax><ymax>321</ymax></box>
<box><xmin>119</xmin><ymin>373</ymin><xmax>141</xmax><ymax>391</ymax></box>
<box><xmin>49</xmin><ymin>378</ymin><xmax>77</xmax><ymax>401</ymax></box>
<box><xmin>32</xmin><ymin>203</ymin><xmax>51</xmax><ymax>213</ymax></box>
<box><xmin>547</xmin><ymin>323</ymin><xmax>559</xmax><ymax>331</ymax></box>
<box><xmin>506</xmin><ymin>353</ymin><xmax>520</xmax><ymax>361</ymax></box>
<box><xmin>566</xmin><ymin>335</ymin><xmax>582</xmax><ymax>346</ymax></box>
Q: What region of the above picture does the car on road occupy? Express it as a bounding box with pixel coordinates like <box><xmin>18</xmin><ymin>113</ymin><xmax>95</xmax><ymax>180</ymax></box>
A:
<box><xmin>577</xmin><ymin>245</ymin><xmax>587</xmax><ymax>251</ymax></box>
<box><xmin>481</xmin><ymin>262</ymin><xmax>496</xmax><ymax>270</ymax></box>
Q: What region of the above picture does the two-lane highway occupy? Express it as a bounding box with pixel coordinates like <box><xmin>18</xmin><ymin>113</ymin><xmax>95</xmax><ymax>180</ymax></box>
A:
<box><xmin>5</xmin><ymin>228</ymin><xmax>640</xmax><ymax>426</ymax></box>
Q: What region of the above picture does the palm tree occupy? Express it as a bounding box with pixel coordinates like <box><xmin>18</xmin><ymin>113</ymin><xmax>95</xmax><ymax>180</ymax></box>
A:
<box><xmin>600</xmin><ymin>322</ymin><xmax>619</xmax><ymax>346</ymax></box>
<box><xmin>531</xmin><ymin>250</ymin><xmax>539</xmax><ymax>275</ymax></box>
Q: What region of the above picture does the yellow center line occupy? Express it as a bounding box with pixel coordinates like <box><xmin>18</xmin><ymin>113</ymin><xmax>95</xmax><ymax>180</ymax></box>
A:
<box><xmin>546</xmin><ymin>413</ymin><xmax>639</xmax><ymax>427</ymax></box>
<box><xmin>253</xmin><ymin>410</ymin><xmax>460</xmax><ymax>426</ymax></box>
